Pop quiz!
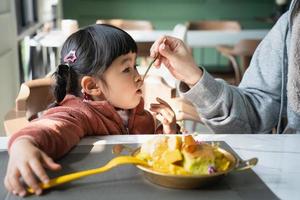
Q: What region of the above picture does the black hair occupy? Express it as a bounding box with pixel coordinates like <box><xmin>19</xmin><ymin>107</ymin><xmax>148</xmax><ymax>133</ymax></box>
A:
<box><xmin>52</xmin><ymin>24</ymin><xmax>137</xmax><ymax>104</ymax></box>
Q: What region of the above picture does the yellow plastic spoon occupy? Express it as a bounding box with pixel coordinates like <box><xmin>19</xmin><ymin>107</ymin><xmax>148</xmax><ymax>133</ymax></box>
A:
<box><xmin>27</xmin><ymin>155</ymin><xmax>147</xmax><ymax>194</ymax></box>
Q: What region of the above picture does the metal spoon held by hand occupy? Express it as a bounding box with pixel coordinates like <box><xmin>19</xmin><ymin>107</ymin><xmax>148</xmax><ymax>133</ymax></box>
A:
<box><xmin>142</xmin><ymin>38</ymin><xmax>166</xmax><ymax>81</ymax></box>
<box><xmin>27</xmin><ymin>156</ymin><xmax>147</xmax><ymax>194</ymax></box>
<box><xmin>142</xmin><ymin>55</ymin><xmax>158</xmax><ymax>81</ymax></box>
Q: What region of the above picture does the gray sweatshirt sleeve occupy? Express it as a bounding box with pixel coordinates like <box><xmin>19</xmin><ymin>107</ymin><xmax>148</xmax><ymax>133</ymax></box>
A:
<box><xmin>178</xmin><ymin>13</ymin><xmax>289</xmax><ymax>134</ymax></box>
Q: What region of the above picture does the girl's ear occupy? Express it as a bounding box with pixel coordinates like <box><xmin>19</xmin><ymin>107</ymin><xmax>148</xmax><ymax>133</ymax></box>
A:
<box><xmin>81</xmin><ymin>76</ymin><xmax>102</xmax><ymax>97</ymax></box>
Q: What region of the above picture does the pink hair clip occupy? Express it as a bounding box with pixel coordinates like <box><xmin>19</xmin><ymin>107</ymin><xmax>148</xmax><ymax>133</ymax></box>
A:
<box><xmin>63</xmin><ymin>50</ymin><xmax>77</xmax><ymax>64</ymax></box>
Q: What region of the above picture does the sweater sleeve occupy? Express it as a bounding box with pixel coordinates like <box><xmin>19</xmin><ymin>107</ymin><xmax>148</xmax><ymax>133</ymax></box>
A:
<box><xmin>8</xmin><ymin>105</ymin><xmax>96</xmax><ymax>159</ymax></box>
<box><xmin>178</xmin><ymin>12</ymin><xmax>289</xmax><ymax>134</ymax></box>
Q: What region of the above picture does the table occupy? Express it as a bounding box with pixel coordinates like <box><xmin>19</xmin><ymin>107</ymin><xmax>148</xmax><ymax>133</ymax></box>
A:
<box><xmin>0</xmin><ymin>134</ymin><xmax>299</xmax><ymax>200</ymax></box>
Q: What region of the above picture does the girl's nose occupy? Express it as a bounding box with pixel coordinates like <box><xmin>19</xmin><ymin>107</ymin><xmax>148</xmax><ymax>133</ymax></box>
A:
<box><xmin>135</xmin><ymin>71</ymin><xmax>142</xmax><ymax>83</ymax></box>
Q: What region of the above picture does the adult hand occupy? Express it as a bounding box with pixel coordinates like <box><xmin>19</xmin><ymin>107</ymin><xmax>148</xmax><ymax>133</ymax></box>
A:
<box><xmin>150</xmin><ymin>36</ymin><xmax>203</xmax><ymax>87</ymax></box>
<box><xmin>4</xmin><ymin>138</ymin><xmax>61</xmax><ymax>196</ymax></box>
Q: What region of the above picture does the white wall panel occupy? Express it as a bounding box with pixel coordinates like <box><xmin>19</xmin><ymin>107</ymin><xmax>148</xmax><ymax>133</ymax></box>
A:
<box><xmin>0</xmin><ymin>13</ymin><xmax>14</xmax><ymax>56</ymax></box>
<box><xmin>0</xmin><ymin>0</ymin><xmax>18</xmax><ymax>135</ymax></box>
<box><xmin>0</xmin><ymin>51</ymin><xmax>19</xmax><ymax>133</ymax></box>
<box><xmin>0</xmin><ymin>0</ymin><xmax>10</xmax><ymax>14</ymax></box>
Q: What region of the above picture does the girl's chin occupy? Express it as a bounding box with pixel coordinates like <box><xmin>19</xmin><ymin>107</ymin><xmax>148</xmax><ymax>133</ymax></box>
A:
<box><xmin>134</xmin><ymin>95</ymin><xmax>143</xmax><ymax>105</ymax></box>
<box><xmin>117</xmin><ymin>97</ymin><xmax>141</xmax><ymax>110</ymax></box>
<box><xmin>130</xmin><ymin>96</ymin><xmax>142</xmax><ymax>107</ymax></box>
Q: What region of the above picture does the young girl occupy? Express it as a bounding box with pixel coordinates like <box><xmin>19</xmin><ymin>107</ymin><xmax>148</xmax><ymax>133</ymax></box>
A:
<box><xmin>4</xmin><ymin>24</ymin><xmax>179</xmax><ymax>197</ymax></box>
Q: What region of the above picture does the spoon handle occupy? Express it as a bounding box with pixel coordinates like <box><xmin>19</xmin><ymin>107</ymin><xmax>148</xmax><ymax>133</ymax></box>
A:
<box><xmin>27</xmin><ymin>156</ymin><xmax>146</xmax><ymax>194</ymax></box>
<box><xmin>235</xmin><ymin>157</ymin><xmax>258</xmax><ymax>171</ymax></box>
<box><xmin>142</xmin><ymin>56</ymin><xmax>158</xmax><ymax>81</ymax></box>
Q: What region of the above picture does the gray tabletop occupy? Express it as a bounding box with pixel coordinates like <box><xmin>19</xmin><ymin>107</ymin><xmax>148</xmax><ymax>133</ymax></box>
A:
<box><xmin>0</xmin><ymin>141</ymin><xmax>278</xmax><ymax>200</ymax></box>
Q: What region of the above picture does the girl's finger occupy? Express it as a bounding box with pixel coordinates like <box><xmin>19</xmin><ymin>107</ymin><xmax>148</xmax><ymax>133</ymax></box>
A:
<box><xmin>7</xmin><ymin>172</ymin><xmax>26</xmax><ymax>196</ymax></box>
<box><xmin>153</xmin><ymin>108</ymin><xmax>174</xmax><ymax>123</ymax></box>
<box><xmin>19</xmin><ymin>164</ymin><xmax>42</xmax><ymax>195</ymax></box>
<box><xmin>29</xmin><ymin>159</ymin><xmax>49</xmax><ymax>184</ymax></box>
<box><xmin>150</xmin><ymin>104</ymin><xmax>174</xmax><ymax>115</ymax></box>
<box><xmin>41</xmin><ymin>152</ymin><xmax>61</xmax><ymax>171</ymax></box>
<box><xmin>155</xmin><ymin>113</ymin><xmax>168</xmax><ymax>124</ymax></box>
<box><xmin>4</xmin><ymin>175</ymin><xmax>14</xmax><ymax>193</ymax></box>
<box><xmin>150</xmin><ymin>104</ymin><xmax>165</xmax><ymax>113</ymax></box>
<box><xmin>156</xmin><ymin>97</ymin><xmax>172</xmax><ymax>109</ymax></box>
<box><xmin>5</xmin><ymin>163</ymin><xmax>25</xmax><ymax>196</ymax></box>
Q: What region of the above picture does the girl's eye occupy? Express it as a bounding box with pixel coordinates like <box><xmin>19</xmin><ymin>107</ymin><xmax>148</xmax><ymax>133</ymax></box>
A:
<box><xmin>122</xmin><ymin>67</ymin><xmax>130</xmax><ymax>73</ymax></box>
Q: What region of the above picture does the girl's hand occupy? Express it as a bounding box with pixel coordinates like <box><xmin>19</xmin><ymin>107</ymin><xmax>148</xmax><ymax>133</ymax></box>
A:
<box><xmin>4</xmin><ymin>138</ymin><xmax>61</xmax><ymax>196</ymax></box>
<box><xmin>150</xmin><ymin>97</ymin><xmax>177</xmax><ymax>134</ymax></box>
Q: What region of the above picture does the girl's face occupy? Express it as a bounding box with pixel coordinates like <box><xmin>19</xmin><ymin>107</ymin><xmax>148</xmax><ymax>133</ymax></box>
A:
<box><xmin>99</xmin><ymin>52</ymin><xmax>143</xmax><ymax>109</ymax></box>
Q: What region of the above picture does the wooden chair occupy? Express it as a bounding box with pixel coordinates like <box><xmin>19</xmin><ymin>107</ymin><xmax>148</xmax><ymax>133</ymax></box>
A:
<box><xmin>187</xmin><ymin>20</ymin><xmax>242</xmax><ymax>85</ymax></box>
<box><xmin>96</xmin><ymin>19</ymin><xmax>154</xmax><ymax>30</ymax></box>
<box><xmin>217</xmin><ymin>39</ymin><xmax>261</xmax><ymax>83</ymax></box>
<box><xmin>187</xmin><ymin>20</ymin><xmax>241</xmax><ymax>31</ymax></box>
<box><xmin>4</xmin><ymin>77</ymin><xmax>55</xmax><ymax>136</ymax></box>
<box><xmin>136</xmin><ymin>41</ymin><xmax>153</xmax><ymax>58</ymax></box>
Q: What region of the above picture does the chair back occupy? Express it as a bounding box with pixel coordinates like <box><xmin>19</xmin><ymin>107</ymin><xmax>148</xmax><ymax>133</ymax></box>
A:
<box><xmin>187</xmin><ymin>20</ymin><xmax>241</xmax><ymax>31</ymax></box>
<box><xmin>136</xmin><ymin>42</ymin><xmax>153</xmax><ymax>58</ymax></box>
<box><xmin>233</xmin><ymin>39</ymin><xmax>261</xmax><ymax>55</ymax></box>
<box><xmin>4</xmin><ymin>77</ymin><xmax>55</xmax><ymax>135</ymax></box>
<box><xmin>217</xmin><ymin>39</ymin><xmax>261</xmax><ymax>84</ymax></box>
<box><xmin>232</xmin><ymin>39</ymin><xmax>261</xmax><ymax>73</ymax></box>
<box><xmin>96</xmin><ymin>19</ymin><xmax>154</xmax><ymax>30</ymax></box>
<box><xmin>186</xmin><ymin>20</ymin><xmax>242</xmax><ymax>85</ymax></box>
<box><xmin>17</xmin><ymin>77</ymin><xmax>55</xmax><ymax>119</ymax></box>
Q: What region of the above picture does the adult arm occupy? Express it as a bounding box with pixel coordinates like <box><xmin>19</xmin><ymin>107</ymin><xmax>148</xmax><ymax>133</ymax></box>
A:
<box><xmin>181</xmin><ymin>14</ymin><xmax>288</xmax><ymax>133</ymax></box>
<box><xmin>151</xmin><ymin>13</ymin><xmax>288</xmax><ymax>133</ymax></box>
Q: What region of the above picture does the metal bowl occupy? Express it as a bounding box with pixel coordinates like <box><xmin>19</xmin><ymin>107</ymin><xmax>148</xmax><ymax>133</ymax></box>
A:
<box><xmin>132</xmin><ymin>147</ymin><xmax>258</xmax><ymax>189</ymax></box>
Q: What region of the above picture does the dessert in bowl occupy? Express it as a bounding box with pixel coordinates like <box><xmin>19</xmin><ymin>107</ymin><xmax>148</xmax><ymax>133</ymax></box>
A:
<box><xmin>132</xmin><ymin>135</ymin><xmax>257</xmax><ymax>189</ymax></box>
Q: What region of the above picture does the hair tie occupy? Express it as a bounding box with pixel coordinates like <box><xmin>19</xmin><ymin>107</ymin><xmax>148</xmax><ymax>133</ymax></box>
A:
<box><xmin>57</xmin><ymin>64</ymin><xmax>70</xmax><ymax>73</ymax></box>
<box><xmin>63</xmin><ymin>50</ymin><xmax>77</xmax><ymax>64</ymax></box>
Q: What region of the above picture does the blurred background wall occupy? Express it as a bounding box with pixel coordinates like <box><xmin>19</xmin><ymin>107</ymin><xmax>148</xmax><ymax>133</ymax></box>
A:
<box><xmin>62</xmin><ymin>0</ymin><xmax>277</xmax><ymax>29</ymax></box>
